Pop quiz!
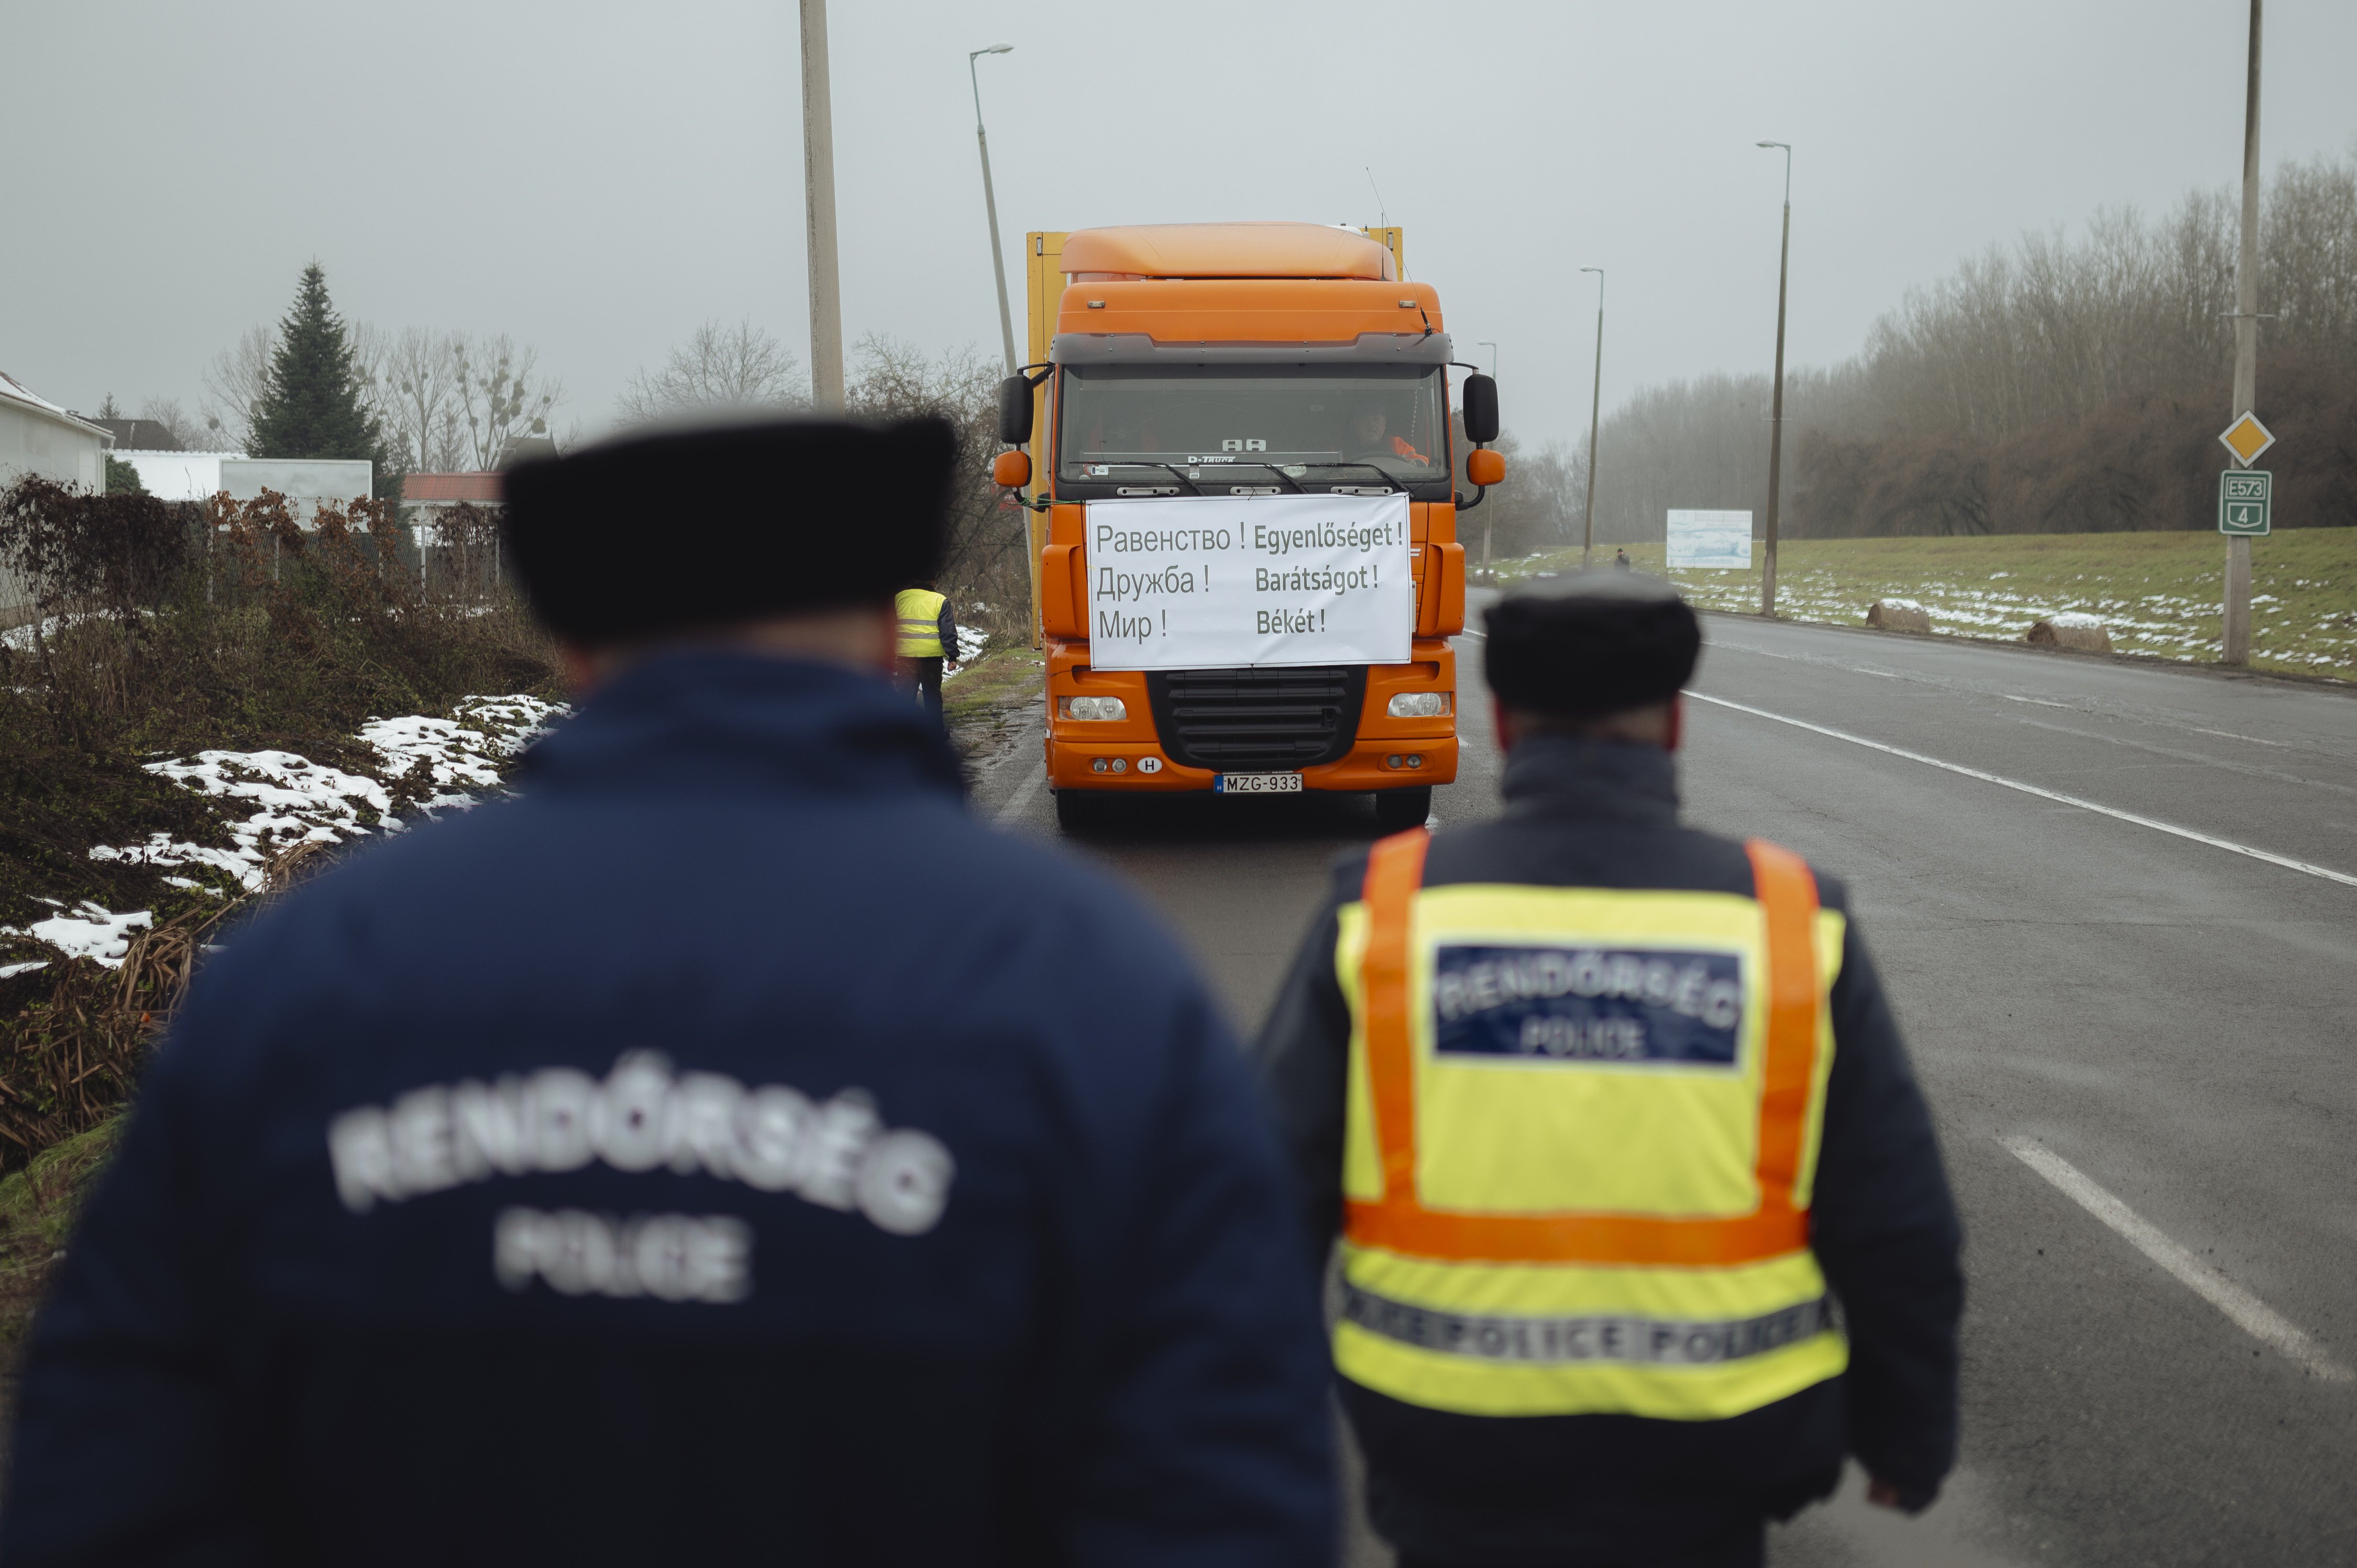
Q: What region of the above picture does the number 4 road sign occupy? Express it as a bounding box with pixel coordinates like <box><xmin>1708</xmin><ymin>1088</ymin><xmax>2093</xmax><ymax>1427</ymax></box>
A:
<box><xmin>2219</xmin><ymin>469</ymin><xmax>2272</xmax><ymax>536</ymax></box>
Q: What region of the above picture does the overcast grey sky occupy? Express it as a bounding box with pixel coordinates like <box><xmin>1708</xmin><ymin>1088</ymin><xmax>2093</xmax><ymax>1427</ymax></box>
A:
<box><xmin>8</xmin><ymin>1</ymin><xmax>2354</xmax><ymax>454</ymax></box>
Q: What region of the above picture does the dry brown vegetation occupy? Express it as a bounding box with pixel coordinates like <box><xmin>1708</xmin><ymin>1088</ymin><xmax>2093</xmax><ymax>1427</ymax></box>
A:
<box><xmin>615</xmin><ymin>327</ymin><xmax>1035</xmax><ymax>642</ymax></box>
<box><xmin>0</xmin><ymin>478</ymin><xmax>560</xmax><ymax>1173</ymax></box>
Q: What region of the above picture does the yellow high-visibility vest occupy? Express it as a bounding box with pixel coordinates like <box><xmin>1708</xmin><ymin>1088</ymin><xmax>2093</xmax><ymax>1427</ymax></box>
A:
<box><xmin>1332</xmin><ymin>829</ymin><xmax>1847</xmax><ymax>1420</ymax></box>
<box><xmin>896</xmin><ymin>588</ymin><xmax>946</xmax><ymax>658</ymax></box>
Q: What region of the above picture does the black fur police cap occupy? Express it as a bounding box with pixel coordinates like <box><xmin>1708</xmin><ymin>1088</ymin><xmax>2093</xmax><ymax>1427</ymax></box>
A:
<box><xmin>502</xmin><ymin>417</ymin><xmax>956</xmax><ymax>645</ymax></box>
<box><xmin>1483</xmin><ymin>571</ymin><xmax>1702</xmax><ymax>719</ymax></box>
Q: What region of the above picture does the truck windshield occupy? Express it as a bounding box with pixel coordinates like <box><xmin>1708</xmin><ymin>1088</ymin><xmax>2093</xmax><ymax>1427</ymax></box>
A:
<box><xmin>1058</xmin><ymin>363</ymin><xmax>1448</xmax><ymax>486</ymax></box>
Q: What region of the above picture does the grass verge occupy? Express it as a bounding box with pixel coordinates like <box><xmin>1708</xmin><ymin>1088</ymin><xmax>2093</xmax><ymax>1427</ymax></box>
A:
<box><xmin>1494</xmin><ymin>531</ymin><xmax>2357</xmax><ymax>680</ymax></box>
<box><xmin>0</xmin><ymin>1116</ymin><xmax>124</xmax><ymax>1421</ymax></box>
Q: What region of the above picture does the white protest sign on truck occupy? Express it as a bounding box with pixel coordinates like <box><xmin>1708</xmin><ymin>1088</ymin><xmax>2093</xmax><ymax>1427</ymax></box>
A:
<box><xmin>1085</xmin><ymin>493</ymin><xmax>1413</xmax><ymax>671</ymax></box>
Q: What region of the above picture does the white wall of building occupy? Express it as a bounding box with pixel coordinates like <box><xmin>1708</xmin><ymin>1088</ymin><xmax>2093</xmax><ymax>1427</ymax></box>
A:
<box><xmin>0</xmin><ymin>377</ymin><xmax>107</xmax><ymax>492</ymax></box>
<box><xmin>114</xmin><ymin>450</ymin><xmax>230</xmax><ymax>500</ymax></box>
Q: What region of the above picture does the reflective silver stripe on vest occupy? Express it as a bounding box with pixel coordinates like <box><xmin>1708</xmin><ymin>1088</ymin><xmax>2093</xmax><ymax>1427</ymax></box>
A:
<box><xmin>1341</xmin><ymin>1282</ymin><xmax>1837</xmax><ymax>1366</ymax></box>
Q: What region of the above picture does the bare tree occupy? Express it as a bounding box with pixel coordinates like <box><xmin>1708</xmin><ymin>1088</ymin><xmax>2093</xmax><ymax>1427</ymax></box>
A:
<box><xmin>200</xmin><ymin>325</ymin><xmax>276</xmax><ymax>451</ymax></box>
<box><xmin>452</xmin><ymin>334</ymin><xmax>563</xmax><ymax>469</ymax></box>
<box><xmin>618</xmin><ymin>321</ymin><xmax>806</xmax><ymax>425</ymax></box>
<box><xmin>135</xmin><ymin>398</ymin><xmax>204</xmax><ymax>450</ymax></box>
<box><xmin>377</xmin><ymin>328</ymin><xmax>470</xmax><ymax>473</ymax></box>
<box><xmin>842</xmin><ymin>334</ymin><xmax>1028</xmax><ymax>636</ymax></box>
<box><xmin>1572</xmin><ymin>152</ymin><xmax>2357</xmax><ymax>541</ymax></box>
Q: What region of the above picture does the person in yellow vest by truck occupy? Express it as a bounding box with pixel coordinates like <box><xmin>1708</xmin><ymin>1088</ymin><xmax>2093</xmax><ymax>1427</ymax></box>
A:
<box><xmin>1253</xmin><ymin>572</ymin><xmax>1962</xmax><ymax>1568</ymax></box>
<box><xmin>895</xmin><ymin>580</ymin><xmax>960</xmax><ymax>720</ymax></box>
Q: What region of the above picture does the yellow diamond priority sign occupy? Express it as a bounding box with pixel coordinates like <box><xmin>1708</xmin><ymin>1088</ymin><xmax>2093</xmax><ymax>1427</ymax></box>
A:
<box><xmin>2218</xmin><ymin>412</ymin><xmax>2275</xmax><ymax>467</ymax></box>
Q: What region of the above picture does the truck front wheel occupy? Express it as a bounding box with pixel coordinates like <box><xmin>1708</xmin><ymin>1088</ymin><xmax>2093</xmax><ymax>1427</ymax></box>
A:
<box><xmin>1373</xmin><ymin>786</ymin><xmax>1433</xmax><ymax>833</ymax></box>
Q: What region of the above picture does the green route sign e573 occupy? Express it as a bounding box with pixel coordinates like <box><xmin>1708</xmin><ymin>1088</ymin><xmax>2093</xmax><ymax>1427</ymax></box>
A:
<box><xmin>2219</xmin><ymin>469</ymin><xmax>2272</xmax><ymax>536</ymax></box>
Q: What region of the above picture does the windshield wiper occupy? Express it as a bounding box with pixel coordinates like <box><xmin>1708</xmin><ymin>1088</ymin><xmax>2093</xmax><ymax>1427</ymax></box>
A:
<box><xmin>1128</xmin><ymin>462</ymin><xmax>1204</xmax><ymax>496</ymax></box>
<box><xmin>1292</xmin><ymin>461</ymin><xmax>1401</xmax><ymax>489</ymax></box>
<box><xmin>1234</xmin><ymin>461</ymin><xmax>1306</xmax><ymax>494</ymax></box>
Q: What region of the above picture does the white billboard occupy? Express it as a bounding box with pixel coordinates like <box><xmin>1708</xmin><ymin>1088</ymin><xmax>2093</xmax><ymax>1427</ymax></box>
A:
<box><xmin>112</xmin><ymin>452</ymin><xmax>374</xmax><ymax>527</ymax></box>
<box><xmin>1666</xmin><ymin>510</ymin><xmax>1754</xmax><ymax>570</ymax></box>
<box><xmin>1085</xmin><ymin>492</ymin><xmax>1413</xmax><ymax>671</ymax></box>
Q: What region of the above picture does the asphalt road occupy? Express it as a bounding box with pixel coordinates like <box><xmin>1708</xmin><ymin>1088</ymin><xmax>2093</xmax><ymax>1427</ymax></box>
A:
<box><xmin>976</xmin><ymin>611</ymin><xmax>2357</xmax><ymax>1567</ymax></box>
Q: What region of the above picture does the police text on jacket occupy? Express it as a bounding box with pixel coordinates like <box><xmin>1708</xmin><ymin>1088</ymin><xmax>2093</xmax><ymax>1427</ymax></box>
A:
<box><xmin>327</xmin><ymin>1050</ymin><xmax>955</xmax><ymax>1235</ymax></box>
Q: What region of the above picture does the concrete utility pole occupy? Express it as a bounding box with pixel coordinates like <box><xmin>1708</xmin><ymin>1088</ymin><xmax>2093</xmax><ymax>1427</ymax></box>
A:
<box><xmin>799</xmin><ymin>0</ymin><xmax>845</xmax><ymax>411</ymax></box>
<box><xmin>1757</xmin><ymin>141</ymin><xmax>1792</xmax><ymax>617</ymax></box>
<box><xmin>2223</xmin><ymin>0</ymin><xmax>2264</xmax><ymax>666</ymax></box>
<box><xmin>969</xmin><ymin>45</ymin><xmax>1019</xmax><ymax>374</ymax></box>
<box><xmin>1579</xmin><ymin>267</ymin><xmax>1604</xmax><ymax>570</ymax></box>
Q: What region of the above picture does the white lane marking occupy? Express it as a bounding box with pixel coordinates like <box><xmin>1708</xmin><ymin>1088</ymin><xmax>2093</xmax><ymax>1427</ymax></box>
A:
<box><xmin>1686</xmin><ymin>691</ymin><xmax>2357</xmax><ymax>889</ymax></box>
<box><xmin>2193</xmin><ymin>725</ymin><xmax>2290</xmax><ymax>749</ymax></box>
<box><xmin>1719</xmin><ymin>637</ymin><xmax>2351</xmax><ymax>766</ymax></box>
<box><xmin>992</xmin><ymin>767</ymin><xmax>1045</xmax><ymax>826</ymax></box>
<box><xmin>2000</xmin><ymin>1136</ymin><xmax>2353</xmax><ymax>1382</ymax></box>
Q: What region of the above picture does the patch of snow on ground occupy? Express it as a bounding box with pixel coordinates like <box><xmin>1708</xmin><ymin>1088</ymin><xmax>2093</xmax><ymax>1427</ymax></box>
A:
<box><xmin>0</xmin><ymin>613</ymin><xmax>85</xmax><ymax>653</ymax></box>
<box><xmin>943</xmin><ymin>627</ymin><xmax>994</xmax><ymax>681</ymax></box>
<box><xmin>2048</xmin><ymin>612</ymin><xmax>2105</xmax><ymax>628</ymax></box>
<box><xmin>85</xmin><ymin>694</ymin><xmax>563</xmax><ymax>895</ymax></box>
<box><xmin>361</xmin><ymin>694</ymin><xmax>561</xmax><ymax>808</ymax></box>
<box><xmin>3</xmin><ymin>901</ymin><xmax>152</xmax><ymax>968</ymax></box>
<box><xmin>90</xmin><ymin>750</ymin><xmax>390</xmax><ymax>891</ymax></box>
<box><xmin>365</xmin><ymin>695</ymin><xmax>555</xmax><ymax>783</ymax></box>
<box><xmin>362</xmin><ymin>714</ymin><xmax>506</xmax><ymax>793</ymax></box>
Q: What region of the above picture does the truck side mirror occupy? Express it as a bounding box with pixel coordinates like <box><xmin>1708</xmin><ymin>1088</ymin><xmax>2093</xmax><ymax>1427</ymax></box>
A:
<box><xmin>1466</xmin><ymin>449</ymin><xmax>1505</xmax><ymax>488</ymax></box>
<box><xmin>992</xmin><ymin>450</ymin><xmax>1032</xmax><ymax>489</ymax></box>
<box><xmin>997</xmin><ymin>375</ymin><xmax>1035</xmax><ymax>446</ymax></box>
<box><xmin>1460</xmin><ymin>373</ymin><xmax>1500</xmax><ymax>445</ymax></box>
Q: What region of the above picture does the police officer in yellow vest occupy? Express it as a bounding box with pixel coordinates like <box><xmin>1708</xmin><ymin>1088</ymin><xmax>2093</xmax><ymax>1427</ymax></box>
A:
<box><xmin>896</xmin><ymin>580</ymin><xmax>959</xmax><ymax>720</ymax></box>
<box><xmin>1254</xmin><ymin>573</ymin><xmax>1962</xmax><ymax>1568</ymax></box>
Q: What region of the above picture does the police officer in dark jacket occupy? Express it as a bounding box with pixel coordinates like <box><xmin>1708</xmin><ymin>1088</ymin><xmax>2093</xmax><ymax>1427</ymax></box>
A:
<box><xmin>5</xmin><ymin>419</ymin><xmax>1334</xmax><ymax>1568</ymax></box>
<box><xmin>1253</xmin><ymin>572</ymin><xmax>1962</xmax><ymax>1568</ymax></box>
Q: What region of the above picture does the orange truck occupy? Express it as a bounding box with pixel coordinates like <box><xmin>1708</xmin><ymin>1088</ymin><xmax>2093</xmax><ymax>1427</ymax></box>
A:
<box><xmin>992</xmin><ymin>222</ymin><xmax>1504</xmax><ymax>832</ymax></box>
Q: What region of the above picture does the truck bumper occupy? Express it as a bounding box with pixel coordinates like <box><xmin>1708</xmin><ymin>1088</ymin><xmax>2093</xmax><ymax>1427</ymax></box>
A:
<box><xmin>1042</xmin><ymin>639</ymin><xmax>1459</xmax><ymax>794</ymax></box>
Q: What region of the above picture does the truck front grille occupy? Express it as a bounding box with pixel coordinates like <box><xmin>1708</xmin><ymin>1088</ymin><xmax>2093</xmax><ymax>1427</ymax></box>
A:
<box><xmin>1144</xmin><ymin>666</ymin><xmax>1367</xmax><ymax>772</ymax></box>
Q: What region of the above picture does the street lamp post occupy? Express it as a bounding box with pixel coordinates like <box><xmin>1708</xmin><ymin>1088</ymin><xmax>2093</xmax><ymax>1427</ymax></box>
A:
<box><xmin>968</xmin><ymin>45</ymin><xmax>1019</xmax><ymax>376</ymax></box>
<box><xmin>799</xmin><ymin>0</ymin><xmax>844</xmax><ymax>411</ymax></box>
<box><xmin>1756</xmin><ymin>140</ymin><xmax>1792</xmax><ymax>617</ymax></box>
<box><xmin>1476</xmin><ymin>340</ymin><xmax>1499</xmax><ymax>575</ymax></box>
<box><xmin>1579</xmin><ymin>268</ymin><xmax>1604</xmax><ymax>570</ymax></box>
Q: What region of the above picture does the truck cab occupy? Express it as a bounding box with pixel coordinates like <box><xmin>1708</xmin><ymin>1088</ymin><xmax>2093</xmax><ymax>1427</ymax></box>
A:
<box><xmin>999</xmin><ymin>223</ymin><xmax>1499</xmax><ymax>832</ymax></box>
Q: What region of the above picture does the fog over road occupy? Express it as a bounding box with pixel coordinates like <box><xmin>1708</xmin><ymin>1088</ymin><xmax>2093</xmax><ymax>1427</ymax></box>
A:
<box><xmin>979</xmin><ymin>609</ymin><xmax>2357</xmax><ymax>1568</ymax></box>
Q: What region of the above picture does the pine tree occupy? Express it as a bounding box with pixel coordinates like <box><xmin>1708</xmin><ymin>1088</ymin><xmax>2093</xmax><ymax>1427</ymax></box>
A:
<box><xmin>247</xmin><ymin>263</ymin><xmax>390</xmax><ymax>486</ymax></box>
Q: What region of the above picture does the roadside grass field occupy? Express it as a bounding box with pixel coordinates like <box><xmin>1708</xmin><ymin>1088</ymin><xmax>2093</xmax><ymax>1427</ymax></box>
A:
<box><xmin>941</xmin><ymin>644</ymin><xmax>1045</xmax><ymax>725</ymax></box>
<box><xmin>1495</xmin><ymin>531</ymin><xmax>2357</xmax><ymax>680</ymax></box>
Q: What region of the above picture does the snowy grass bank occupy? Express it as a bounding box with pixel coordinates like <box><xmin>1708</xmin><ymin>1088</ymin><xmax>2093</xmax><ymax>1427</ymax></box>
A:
<box><xmin>1494</xmin><ymin>532</ymin><xmax>2357</xmax><ymax>679</ymax></box>
<box><xmin>5</xmin><ymin>695</ymin><xmax>559</xmax><ymax>974</ymax></box>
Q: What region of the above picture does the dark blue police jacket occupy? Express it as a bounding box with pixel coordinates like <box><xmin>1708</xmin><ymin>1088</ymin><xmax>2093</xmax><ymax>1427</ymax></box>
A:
<box><xmin>5</xmin><ymin>654</ymin><xmax>1334</xmax><ymax>1568</ymax></box>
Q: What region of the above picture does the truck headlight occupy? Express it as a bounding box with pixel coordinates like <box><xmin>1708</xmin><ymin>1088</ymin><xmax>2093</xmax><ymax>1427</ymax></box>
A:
<box><xmin>1387</xmin><ymin>692</ymin><xmax>1451</xmax><ymax>718</ymax></box>
<box><xmin>1061</xmin><ymin>695</ymin><xmax>1128</xmax><ymax>722</ymax></box>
